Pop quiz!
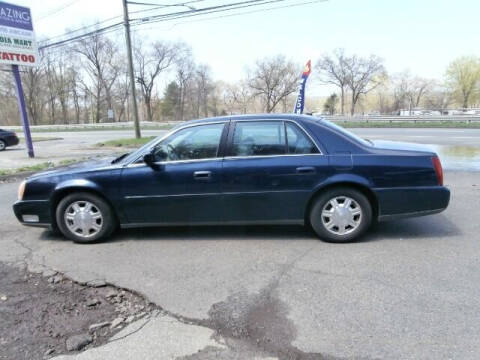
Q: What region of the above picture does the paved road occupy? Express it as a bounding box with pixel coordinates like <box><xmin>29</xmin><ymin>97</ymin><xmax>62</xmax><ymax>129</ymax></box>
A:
<box><xmin>351</xmin><ymin>128</ymin><xmax>480</xmax><ymax>146</ymax></box>
<box><xmin>2</xmin><ymin>171</ymin><xmax>480</xmax><ymax>359</ymax></box>
<box><xmin>0</xmin><ymin>130</ymin><xmax>168</xmax><ymax>170</ymax></box>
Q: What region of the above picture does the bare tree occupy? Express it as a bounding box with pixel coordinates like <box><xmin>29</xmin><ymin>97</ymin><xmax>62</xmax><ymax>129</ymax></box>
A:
<box><xmin>316</xmin><ymin>49</ymin><xmax>350</xmax><ymax>115</ymax></box>
<box><xmin>44</xmin><ymin>53</ymin><xmax>58</xmax><ymax>123</ymax></box>
<box><xmin>223</xmin><ymin>81</ymin><xmax>252</xmax><ymax>114</ymax></box>
<box><xmin>345</xmin><ymin>54</ymin><xmax>386</xmax><ymax>115</ymax></box>
<box><xmin>425</xmin><ymin>83</ymin><xmax>452</xmax><ymax>114</ymax></box>
<box><xmin>23</xmin><ymin>64</ymin><xmax>44</xmax><ymax>125</ymax></box>
<box><xmin>193</xmin><ymin>64</ymin><xmax>214</xmax><ymax>118</ymax></box>
<box><xmin>176</xmin><ymin>54</ymin><xmax>196</xmax><ymax>121</ymax></box>
<box><xmin>392</xmin><ymin>71</ymin><xmax>433</xmax><ymax>114</ymax></box>
<box><xmin>135</xmin><ymin>40</ymin><xmax>179</xmax><ymax>121</ymax></box>
<box><xmin>102</xmin><ymin>42</ymin><xmax>122</xmax><ymax>121</ymax></box>
<box><xmin>74</xmin><ymin>32</ymin><xmax>119</xmax><ymax>122</ymax></box>
<box><xmin>247</xmin><ymin>55</ymin><xmax>298</xmax><ymax>113</ymax></box>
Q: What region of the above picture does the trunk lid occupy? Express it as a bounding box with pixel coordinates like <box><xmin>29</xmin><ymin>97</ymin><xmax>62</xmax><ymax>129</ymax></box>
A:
<box><xmin>371</xmin><ymin>140</ymin><xmax>435</xmax><ymax>155</ymax></box>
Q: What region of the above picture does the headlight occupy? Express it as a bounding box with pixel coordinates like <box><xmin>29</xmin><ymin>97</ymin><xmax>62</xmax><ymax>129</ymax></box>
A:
<box><xmin>18</xmin><ymin>181</ymin><xmax>26</xmax><ymax>200</ymax></box>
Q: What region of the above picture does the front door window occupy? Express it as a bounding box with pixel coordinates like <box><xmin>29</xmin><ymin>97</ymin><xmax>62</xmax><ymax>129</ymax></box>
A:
<box><xmin>152</xmin><ymin>123</ymin><xmax>225</xmax><ymax>162</ymax></box>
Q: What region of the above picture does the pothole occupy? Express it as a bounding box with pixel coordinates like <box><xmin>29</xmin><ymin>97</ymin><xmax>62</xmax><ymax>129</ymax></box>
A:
<box><xmin>0</xmin><ymin>262</ymin><xmax>158</xmax><ymax>360</ymax></box>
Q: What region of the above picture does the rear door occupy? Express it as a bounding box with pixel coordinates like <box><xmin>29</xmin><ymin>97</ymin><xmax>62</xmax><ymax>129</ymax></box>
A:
<box><xmin>221</xmin><ymin>119</ymin><xmax>328</xmax><ymax>223</ymax></box>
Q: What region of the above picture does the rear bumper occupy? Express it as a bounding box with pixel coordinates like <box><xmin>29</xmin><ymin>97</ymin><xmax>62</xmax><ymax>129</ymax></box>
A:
<box><xmin>5</xmin><ymin>136</ymin><xmax>19</xmax><ymax>146</ymax></box>
<box><xmin>13</xmin><ymin>199</ymin><xmax>52</xmax><ymax>228</ymax></box>
<box><xmin>375</xmin><ymin>186</ymin><xmax>450</xmax><ymax>221</ymax></box>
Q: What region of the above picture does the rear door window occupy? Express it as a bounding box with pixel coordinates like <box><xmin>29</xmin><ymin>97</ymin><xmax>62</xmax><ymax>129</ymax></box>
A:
<box><xmin>231</xmin><ymin>121</ymin><xmax>286</xmax><ymax>157</ymax></box>
<box><xmin>285</xmin><ymin>122</ymin><xmax>319</xmax><ymax>154</ymax></box>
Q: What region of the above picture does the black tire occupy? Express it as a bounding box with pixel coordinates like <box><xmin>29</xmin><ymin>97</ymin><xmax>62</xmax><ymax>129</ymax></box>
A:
<box><xmin>309</xmin><ymin>187</ymin><xmax>372</xmax><ymax>243</ymax></box>
<box><xmin>56</xmin><ymin>192</ymin><xmax>116</xmax><ymax>243</ymax></box>
<box><xmin>0</xmin><ymin>139</ymin><xmax>6</xmax><ymax>151</ymax></box>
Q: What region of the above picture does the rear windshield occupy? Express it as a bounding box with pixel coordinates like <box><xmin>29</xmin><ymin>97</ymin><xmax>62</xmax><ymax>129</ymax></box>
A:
<box><xmin>321</xmin><ymin>120</ymin><xmax>371</xmax><ymax>147</ymax></box>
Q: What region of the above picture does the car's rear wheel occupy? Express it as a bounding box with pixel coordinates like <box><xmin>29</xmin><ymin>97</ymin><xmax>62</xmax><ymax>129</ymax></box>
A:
<box><xmin>309</xmin><ymin>187</ymin><xmax>372</xmax><ymax>243</ymax></box>
<box><xmin>0</xmin><ymin>140</ymin><xmax>6</xmax><ymax>151</ymax></box>
<box><xmin>56</xmin><ymin>192</ymin><xmax>116</xmax><ymax>243</ymax></box>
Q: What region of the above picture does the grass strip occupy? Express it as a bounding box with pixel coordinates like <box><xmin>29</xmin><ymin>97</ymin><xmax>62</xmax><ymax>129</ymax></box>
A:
<box><xmin>96</xmin><ymin>136</ymin><xmax>155</xmax><ymax>148</ymax></box>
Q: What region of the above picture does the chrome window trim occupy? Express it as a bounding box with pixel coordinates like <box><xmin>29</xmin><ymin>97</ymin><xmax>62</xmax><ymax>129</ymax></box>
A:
<box><xmin>126</xmin><ymin>121</ymin><xmax>228</xmax><ymax>166</ymax></box>
<box><xmin>125</xmin><ymin>118</ymin><xmax>322</xmax><ymax>167</ymax></box>
<box><xmin>126</xmin><ymin>157</ymin><xmax>223</xmax><ymax>168</ymax></box>
<box><xmin>223</xmin><ymin>153</ymin><xmax>323</xmax><ymax>161</ymax></box>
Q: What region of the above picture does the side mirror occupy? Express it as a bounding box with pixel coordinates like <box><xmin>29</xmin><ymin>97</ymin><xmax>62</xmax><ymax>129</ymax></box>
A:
<box><xmin>143</xmin><ymin>152</ymin><xmax>162</xmax><ymax>171</ymax></box>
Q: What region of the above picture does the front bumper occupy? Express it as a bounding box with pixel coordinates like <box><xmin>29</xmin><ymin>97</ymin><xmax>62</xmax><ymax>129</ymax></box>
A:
<box><xmin>13</xmin><ymin>199</ymin><xmax>52</xmax><ymax>228</ymax></box>
<box><xmin>375</xmin><ymin>186</ymin><xmax>450</xmax><ymax>221</ymax></box>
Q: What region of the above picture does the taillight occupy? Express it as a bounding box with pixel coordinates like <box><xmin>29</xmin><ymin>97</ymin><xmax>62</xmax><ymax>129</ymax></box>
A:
<box><xmin>432</xmin><ymin>156</ymin><xmax>443</xmax><ymax>186</ymax></box>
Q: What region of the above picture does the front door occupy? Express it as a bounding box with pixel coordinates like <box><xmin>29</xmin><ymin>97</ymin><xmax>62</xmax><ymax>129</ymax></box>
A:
<box><xmin>121</xmin><ymin>122</ymin><xmax>227</xmax><ymax>225</ymax></box>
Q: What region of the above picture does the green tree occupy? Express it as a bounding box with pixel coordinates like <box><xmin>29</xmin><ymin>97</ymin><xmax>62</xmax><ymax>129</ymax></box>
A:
<box><xmin>161</xmin><ymin>81</ymin><xmax>180</xmax><ymax>120</ymax></box>
<box><xmin>323</xmin><ymin>93</ymin><xmax>338</xmax><ymax>115</ymax></box>
<box><xmin>445</xmin><ymin>56</ymin><xmax>480</xmax><ymax>109</ymax></box>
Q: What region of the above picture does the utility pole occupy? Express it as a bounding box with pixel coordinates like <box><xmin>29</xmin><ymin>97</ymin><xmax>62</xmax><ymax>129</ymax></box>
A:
<box><xmin>122</xmin><ymin>0</ymin><xmax>141</xmax><ymax>138</ymax></box>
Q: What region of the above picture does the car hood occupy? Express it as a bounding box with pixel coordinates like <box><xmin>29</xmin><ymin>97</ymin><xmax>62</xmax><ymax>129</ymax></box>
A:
<box><xmin>28</xmin><ymin>157</ymin><xmax>118</xmax><ymax>179</ymax></box>
<box><xmin>371</xmin><ymin>140</ymin><xmax>435</xmax><ymax>155</ymax></box>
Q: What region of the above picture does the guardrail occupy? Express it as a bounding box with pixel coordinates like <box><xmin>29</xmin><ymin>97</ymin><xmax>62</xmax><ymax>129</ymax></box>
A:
<box><xmin>3</xmin><ymin>116</ymin><xmax>480</xmax><ymax>131</ymax></box>
<box><xmin>321</xmin><ymin>115</ymin><xmax>480</xmax><ymax>123</ymax></box>
<box><xmin>1</xmin><ymin>121</ymin><xmax>181</xmax><ymax>131</ymax></box>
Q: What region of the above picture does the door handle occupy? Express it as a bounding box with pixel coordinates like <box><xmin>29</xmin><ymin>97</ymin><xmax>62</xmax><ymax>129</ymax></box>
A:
<box><xmin>296</xmin><ymin>167</ymin><xmax>315</xmax><ymax>174</ymax></box>
<box><xmin>193</xmin><ymin>171</ymin><xmax>212</xmax><ymax>180</ymax></box>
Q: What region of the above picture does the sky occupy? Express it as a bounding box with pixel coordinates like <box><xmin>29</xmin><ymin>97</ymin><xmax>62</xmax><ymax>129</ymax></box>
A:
<box><xmin>13</xmin><ymin>0</ymin><xmax>480</xmax><ymax>96</ymax></box>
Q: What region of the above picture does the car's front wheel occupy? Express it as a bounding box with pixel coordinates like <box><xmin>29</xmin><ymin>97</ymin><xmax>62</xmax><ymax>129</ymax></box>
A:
<box><xmin>309</xmin><ymin>187</ymin><xmax>372</xmax><ymax>243</ymax></box>
<box><xmin>56</xmin><ymin>192</ymin><xmax>116</xmax><ymax>243</ymax></box>
<box><xmin>0</xmin><ymin>140</ymin><xmax>6</xmax><ymax>151</ymax></box>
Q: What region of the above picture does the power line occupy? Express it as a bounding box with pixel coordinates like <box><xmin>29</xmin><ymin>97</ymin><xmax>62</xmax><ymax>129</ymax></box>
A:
<box><xmin>40</xmin><ymin>26</ymin><xmax>125</xmax><ymax>55</ymax></box>
<box><xmin>136</xmin><ymin>0</ymin><xmax>327</xmax><ymax>31</ymax></box>
<box><xmin>38</xmin><ymin>22</ymin><xmax>124</xmax><ymax>51</ymax></box>
<box><xmin>130</xmin><ymin>0</ymin><xmax>277</xmax><ymax>22</ymax></box>
<box><xmin>37</xmin><ymin>15</ymin><xmax>124</xmax><ymax>46</ymax></box>
<box><xmin>39</xmin><ymin>0</ymin><xmax>327</xmax><ymax>51</ymax></box>
<box><xmin>37</xmin><ymin>1</ymin><xmax>205</xmax><ymax>46</ymax></box>
<box><xmin>39</xmin><ymin>0</ymin><xmax>271</xmax><ymax>49</ymax></box>
<box><xmin>128</xmin><ymin>0</ymin><xmax>207</xmax><ymax>14</ymax></box>
<box><xmin>129</xmin><ymin>0</ymin><xmax>296</xmax><ymax>27</ymax></box>
<box><xmin>36</xmin><ymin>0</ymin><xmax>81</xmax><ymax>21</ymax></box>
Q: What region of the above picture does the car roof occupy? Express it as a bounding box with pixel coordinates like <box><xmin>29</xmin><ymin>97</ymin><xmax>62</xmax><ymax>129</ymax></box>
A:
<box><xmin>174</xmin><ymin>113</ymin><xmax>322</xmax><ymax>128</ymax></box>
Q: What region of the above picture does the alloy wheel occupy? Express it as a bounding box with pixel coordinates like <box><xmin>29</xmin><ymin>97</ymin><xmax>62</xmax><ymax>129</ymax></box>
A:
<box><xmin>321</xmin><ymin>196</ymin><xmax>363</xmax><ymax>235</ymax></box>
<box><xmin>64</xmin><ymin>201</ymin><xmax>103</xmax><ymax>239</ymax></box>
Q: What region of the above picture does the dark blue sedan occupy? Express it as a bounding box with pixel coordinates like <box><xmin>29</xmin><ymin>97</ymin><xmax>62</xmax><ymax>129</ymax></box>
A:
<box><xmin>13</xmin><ymin>114</ymin><xmax>450</xmax><ymax>243</ymax></box>
<box><xmin>0</xmin><ymin>129</ymin><xmax>19</xmax><ymax>151</ymax></box>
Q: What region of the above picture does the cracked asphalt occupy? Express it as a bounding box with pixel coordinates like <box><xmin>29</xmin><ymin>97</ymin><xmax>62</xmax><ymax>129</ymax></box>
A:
<box><xmin>1</xmin><ymin>170</ymin><xmax>480</xmax><ymax>359</ymax></box>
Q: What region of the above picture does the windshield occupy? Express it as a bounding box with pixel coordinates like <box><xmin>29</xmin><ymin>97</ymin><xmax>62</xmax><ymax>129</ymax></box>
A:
<box><xmin>321</xmin><ymin>120</ymin><xmax>372</xmax><ymax>147</ymax></box>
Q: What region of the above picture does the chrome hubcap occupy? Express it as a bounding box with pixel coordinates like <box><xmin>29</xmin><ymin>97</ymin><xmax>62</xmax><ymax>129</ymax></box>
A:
<box><xmin>64</xmin><ymin>201</ymin><xmax>103</xmax><ymax>238</ymax></box>
<box><xmin>0</xmin><ymin>141</ymin><xmax>5</xmax><ymax>150</ymax></box>
<box><xmin>321</xmin><ymin>196</ymin><xmax>362</xmax><ymax>235</ymax></box>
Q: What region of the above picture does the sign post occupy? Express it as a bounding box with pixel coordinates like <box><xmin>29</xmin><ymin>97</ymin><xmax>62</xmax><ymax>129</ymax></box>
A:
<box><xmin>0</xmin><ymin>1</ymin><xmax>39</xmax><ymax>158</ymax></box>
<box><xmin>12</xmin><ymin>64</ymin><xmax>33</xmax><ymax>157</ymax></box>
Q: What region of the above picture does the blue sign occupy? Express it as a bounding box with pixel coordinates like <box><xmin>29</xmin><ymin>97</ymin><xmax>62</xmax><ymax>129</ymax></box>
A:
<box><xmin>293</xmin><ymin>60</ymin><xmax>312</xmax><ymax>115</ymax></box>
<box><xmin>0</xmin><ymin>1</ymin><xmax>33</xmax><ymax>31</ymax></box>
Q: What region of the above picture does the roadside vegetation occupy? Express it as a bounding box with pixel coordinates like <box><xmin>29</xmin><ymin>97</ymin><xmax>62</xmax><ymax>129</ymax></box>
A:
<box><xmin>9</xmin><ymin>125</ymin><xmax>173</xmax><ymax>133</ymax></box>
<box><xmin>1</xmin><ymin>32</ymin><xmax>480</xmax><ymax>128</ymax></box>
<box><xmin>96</xmin><ymin>136</ymin><xmax>155</xmax><ymax>148</ymax></box>
<box><xmin>0</xmin><ymin>159</ymin><xmax>79</xmax><ymax>177</ymax></box>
